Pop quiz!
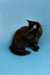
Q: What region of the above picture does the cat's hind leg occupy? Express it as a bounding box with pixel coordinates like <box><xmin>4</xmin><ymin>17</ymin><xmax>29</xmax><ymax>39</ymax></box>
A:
<box><xmin>9</xmin><ymin>46</ymin><xmax>31</xmax><ymax>56</ymax></box>
<box><xmin>17</xmin><ymin>48</ymin><xmax>31</xmax><ymax>56</ymax></box>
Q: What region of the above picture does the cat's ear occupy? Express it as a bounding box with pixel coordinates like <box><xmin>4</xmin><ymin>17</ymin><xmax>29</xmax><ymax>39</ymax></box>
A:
<box><xmin>27</xmin><ymin>20</ymin><xmax>30</xmax><ymax>22</ymax></box>
<box><xmin>26</xmin><ymin>20</ymin><xmax>33</xmax><ymax>26</ymax></box>
<box><xmin>27</xmin><ymin>20</ymin><xmax>32</xmax><ymax>23</ymax></box>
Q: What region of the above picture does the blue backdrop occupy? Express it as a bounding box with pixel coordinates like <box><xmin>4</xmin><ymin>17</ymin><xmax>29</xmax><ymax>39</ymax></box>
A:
<box><xmin>0</xmin><ymin>0</ymin><xmax>50</xmax><ymax>75</ymax></box>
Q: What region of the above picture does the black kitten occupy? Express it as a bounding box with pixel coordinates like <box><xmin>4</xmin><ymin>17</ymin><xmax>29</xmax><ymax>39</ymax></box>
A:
<box><xmin>9</xmin><ymin>20</ymin><xmax>42</xmax><ymax>56</ymax></box>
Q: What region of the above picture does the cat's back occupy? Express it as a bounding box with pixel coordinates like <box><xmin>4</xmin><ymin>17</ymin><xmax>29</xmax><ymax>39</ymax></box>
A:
<box><xmin>15</xmin><ymin>26</ymin><xmax>28</xmax><ymax>36</ymax></box>
<box><xmin>12</xmin><ymin>26</ymin><xmax>29</xmax><ymax>42</ymax></box>
<box><xmin>12</xmin><ymin>26</ymin><xmax>29</xmax><ymax>47</ymax></box>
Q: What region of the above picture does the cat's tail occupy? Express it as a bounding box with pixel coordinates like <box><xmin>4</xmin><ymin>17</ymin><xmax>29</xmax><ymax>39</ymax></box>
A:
<box><xmin>9</xmin><ymin>45</ymin><xmax>31</xmax><ymax>56</ymax></box>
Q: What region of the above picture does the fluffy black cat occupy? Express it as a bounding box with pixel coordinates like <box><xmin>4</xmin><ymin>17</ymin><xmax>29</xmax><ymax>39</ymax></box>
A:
<box><xmin>9</xmin><ymin>20</ymin><xmax>42</xmax><ymax>56</ymax></box>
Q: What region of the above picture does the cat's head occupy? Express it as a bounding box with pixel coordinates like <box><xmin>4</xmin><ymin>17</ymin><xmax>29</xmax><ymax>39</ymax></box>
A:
<box><xmin>27</xmin><ymin>20</ymin><xmax>40</xmax><ymax>32</ymax></box>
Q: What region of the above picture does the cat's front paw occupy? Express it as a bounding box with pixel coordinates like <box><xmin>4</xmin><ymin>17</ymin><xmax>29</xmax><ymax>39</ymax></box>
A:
<box><xmin>37</xmin><ymin>46</ymin><xmax>39</xmax><ymax>50</ymax></box>
<box><xmin>33</xmin><ymin>46</ymin><xmax>39</xmax><ymax>51</ymax></box>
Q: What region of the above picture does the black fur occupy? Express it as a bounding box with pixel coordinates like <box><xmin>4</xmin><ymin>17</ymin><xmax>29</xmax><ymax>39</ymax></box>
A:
<box><xmin>9</xmin><ymin>20</ymin><xmax>42</xmax><ymax>56</ymax></box>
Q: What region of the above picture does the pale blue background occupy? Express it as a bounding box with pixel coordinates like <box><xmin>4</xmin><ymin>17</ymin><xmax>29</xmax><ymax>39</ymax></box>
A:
<box><xmin>0</xmin><ymin>0</ymin><xmax>50</xmax><ymax>75</ymax></box>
